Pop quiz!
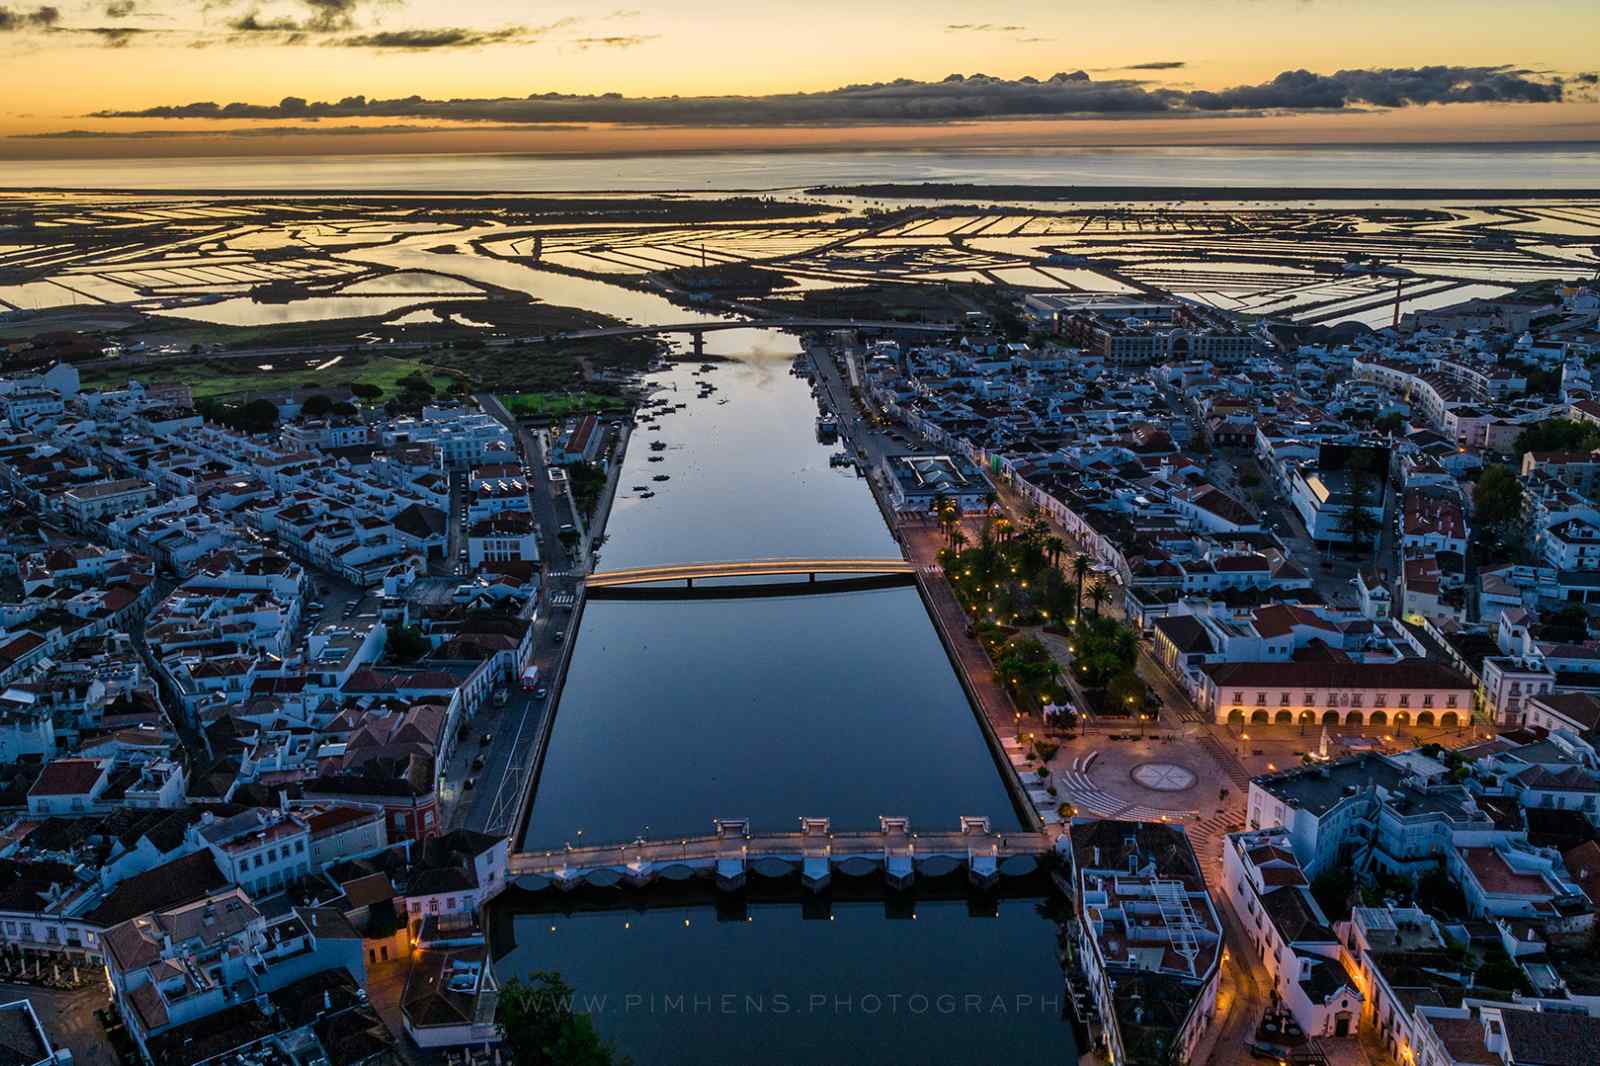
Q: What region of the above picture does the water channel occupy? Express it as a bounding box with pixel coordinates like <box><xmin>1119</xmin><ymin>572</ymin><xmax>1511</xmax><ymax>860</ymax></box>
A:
<box><xmin>498</xmin><ymin>328</ymin><xmax>1072</xmax><ymax>1063</ymax></box>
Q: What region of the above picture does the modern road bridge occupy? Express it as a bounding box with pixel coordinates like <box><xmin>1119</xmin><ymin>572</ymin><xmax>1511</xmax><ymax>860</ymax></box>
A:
<box><xmin>585</xmin><ymin>557</ymin><xmax>915</xmax><ymax>588</ymax></box>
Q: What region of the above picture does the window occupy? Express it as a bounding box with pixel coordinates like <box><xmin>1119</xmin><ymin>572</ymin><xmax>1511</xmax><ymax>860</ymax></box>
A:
<box><xmin>295</xmin><ymin>840</ymin><xmax>305</xmax><ymax>853</ymax></box>
<box><xmin>1422</xmin><ymin>695</ymin><xmax>1433</xmax><ymax>708</ymax></box>
<box><xmin>1398</xmin><ymin>695</ymin><xmax>1410</xmax><ymax>708</ymax></box>
<box><xmin>1446</xmin><ymin>696</ymin><xmax>1458</xmax><ymax>708</ymax></box>
<box><xmin>1233</xmin><ymin>692</ymin><xmax>1244</xmax><ymax>704</ymax></box>
<box><xmin>1374</xmin><ymin>694</ymin><xmax>1387</xmax><ymax>707</ymax></box>
<box><xmin>428</xmin><ymin>898</ymin><xmax>439</xmax><ymax>913</ymax></box>
<box><xmin>1256</xmin><ymin>692</ymin><xmax>1267</xmax><ymax>706</ymax></box>
<box><xmin>1304</xmin><ymin>693</ymin><xmax>1316</xmax><ymax>706</ymax></box>
<box><xmin>1280</xmin><ymin>694</ymin><xmax>1291</xmax><ymax>706</ymax></box>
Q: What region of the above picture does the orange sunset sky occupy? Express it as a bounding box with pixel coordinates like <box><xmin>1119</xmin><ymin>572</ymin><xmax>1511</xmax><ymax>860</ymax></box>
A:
<box><xmin>0</xmin><ymin>0</ymin><xmax>1595</xmax><ymax>158</ymax></box>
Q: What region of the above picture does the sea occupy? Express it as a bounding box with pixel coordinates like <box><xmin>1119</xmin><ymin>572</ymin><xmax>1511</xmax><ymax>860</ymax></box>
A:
<box><xmin>0</xmin><ymin>142</ymin><xmax>1596</xmax><ymax>192</ymax></box>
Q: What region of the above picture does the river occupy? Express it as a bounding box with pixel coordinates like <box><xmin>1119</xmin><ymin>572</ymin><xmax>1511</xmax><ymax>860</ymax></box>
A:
<box><xmin>498</xmin><ymin>328</ymin><xmax>1070</xmax><ymax>1063</ymax></box>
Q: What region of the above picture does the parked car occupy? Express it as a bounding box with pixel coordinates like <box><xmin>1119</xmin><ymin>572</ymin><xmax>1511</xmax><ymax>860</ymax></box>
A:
<box><xmin>479</xmin><ymin>732</ymin><xmax>493</xmax><ymax>746</ymax></box>
<box><xmin>553</xmin><ymin>630</ymin><xmax>565</xmax><ymax>644</ymax></box>
<box><xmin>533</xmin><ymin>686</ymin><xmax>549</xmax><ymax>700</ymax></box>
<box><xmin>471</xmin><ymin>755</ymin><xmax>485</xmax><ymax>771</ymax></box>
<box><xmin>463</xmin><ymin>777</ymin><xmax>476</xmax><ymax>791</ymax></box>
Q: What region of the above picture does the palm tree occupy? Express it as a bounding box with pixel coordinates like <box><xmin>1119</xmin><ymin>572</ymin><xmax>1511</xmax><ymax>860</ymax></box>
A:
<box><xmin>1087</xmin><ymin>580</ymin><xmax>1108</xmax><ymax>618</ymax></box>
<box><xmin>1044</xmin><ymin>535</ymin><xmax>1067</xmax><ymax>568</ymax></box>
<box><xmin>1071</xmin><ymin>554</ymin><xmax>1091</xmax><ymax>618</ymax></box>
<box><xmin>950</xmin><ymin>528</ymin><xmax>969</xmax><ymax>554</ymax></box>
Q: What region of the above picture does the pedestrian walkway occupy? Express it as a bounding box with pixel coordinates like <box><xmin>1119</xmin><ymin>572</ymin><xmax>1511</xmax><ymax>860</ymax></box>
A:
<box><xmin>1197</xmin><ymin>732</ymin><xmax>1254</xmax><ymax>790</ymax></box>
<box><xmin>547</xmin><ymin>591</ymin><xmax>577</xmax><ymax>607</ymax></box>
<box><xmin>1058</xmin><ymin>751</ymin><xmax>1127</xmax><ymax>817</ymax></box>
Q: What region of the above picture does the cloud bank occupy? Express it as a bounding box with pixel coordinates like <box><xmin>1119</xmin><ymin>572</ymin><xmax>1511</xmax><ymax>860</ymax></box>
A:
<box><xmin>0</xmin><ymin>4</ymin><xmax>59</xmax><ymax>30</ymax></box>
<box><xmin>89</xmin><ymin>66</ymin><xmax>1571</xmax><ymax>127</ymax></box>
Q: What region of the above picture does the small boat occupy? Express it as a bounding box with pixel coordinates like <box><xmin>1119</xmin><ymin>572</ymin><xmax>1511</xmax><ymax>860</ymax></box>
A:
<box><xmin>649</xmin><ymin>441</ymin><xmax>666</xmax><ymax>451</ymax></box>
<box><xmin>647</xmin><ymin>455</ymin><xmax>665</xmax><ymax>462</ymax></box>
<box><xmin>640</xmin><ymin>490</ymin><xmax>655</xmax><ymax>498</ymax></box>
<box><xmin>632</xmin><ymin>485</ymin><xmax>648</xmax><ymax>491</ymax></box>
<box><xmin>652</xmin><ymin>474</ymin><xmax>670</xmax><ymax>482</ymax></box>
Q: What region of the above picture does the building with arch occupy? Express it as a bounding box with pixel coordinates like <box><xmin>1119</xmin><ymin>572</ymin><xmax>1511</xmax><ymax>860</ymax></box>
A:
<box><xmin>1200</xmin><ymin>660</ymin><xmax>1474</xmax><ymax>730</ymax></box>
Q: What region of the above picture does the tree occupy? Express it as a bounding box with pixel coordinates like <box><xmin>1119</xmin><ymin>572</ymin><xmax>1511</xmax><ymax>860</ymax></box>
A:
<box><xmin>350</xmin><ymin>382</ymin><xmax>383</xmax><ymax>401</ymax></box>
<box><xmin>498</xmin><ymin>973</ymin><xmax>617</xmax><ymax>1066</ymax></box>
<box><xmin>1338</xmin><ymin>451</ymin><xmax>1383</xmax><ymax>556</ymax></box>
<box><xmin>385</xmin><ymin>624</ymin><xmax>429</xmax><ymax>663</ymax></box>
<box><xmin>230</xmin><ymin>398</ymin><xmax>280</xmax><ymax>433</ymax></box>
<box><xmin>1311</xmin><ymin>868</ymin><xmax>1356</xmax><ymax>922</ymax></box>
<box><xmin>928</xmin><ymin>492</ymin><xmax>947</xmax><ymax>541</ymax></box>
<box><xmin>1072</xmin><ymin>555</ymin><xmax>1091</xmax><ymax>619</ymax></box>
<box><xmin>1044</xmin><ymin>535</ymin><xmax>1067</xmax><ymax>568</ymax></box>
<box><xmin>1473</xmin><ymin>464</ymin><xmax>1523</xmax><ymax>529</ymax></box>
<box><xmin>300</xmin><ymin>394</ymin><xmax>334</xmax><ymax>418</ymax></box>
<box><xmin>1087</xmin><ymin>580</ymin><xmax>1108</xmax><ymax>618</ymax></box>
<box><xmin>995</xmin><ymin>635</ymin><xmax>1061</xmax><ymax>695</ymax></box>
<box><xmin>1105</xmin><ymin>669</ymin><xmax>1146</xmax><ymax>715</ymax></box>
<box><xmin>1374</xmin><ymin>412</ymin><xmax>1405</xmax><ymax>435</ymax></box>
<box><xmin>1512</xmin><ymin>418</ymin><xmax>1600</xmax><ymax>457</ymax></box>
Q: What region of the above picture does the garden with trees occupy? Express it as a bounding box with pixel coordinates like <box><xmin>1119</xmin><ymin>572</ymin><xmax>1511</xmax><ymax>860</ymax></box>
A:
<box><xmin>932</xmin><ymin>495</ymin><xmax>1145</xmax><ymax>719</ymax></box>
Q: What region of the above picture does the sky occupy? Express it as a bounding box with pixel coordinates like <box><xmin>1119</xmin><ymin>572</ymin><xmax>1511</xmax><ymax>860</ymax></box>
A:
<box><xmin>0</xmin><ymin>0</ymin><xmax>1596</xmax><ymax>158</ymax></box>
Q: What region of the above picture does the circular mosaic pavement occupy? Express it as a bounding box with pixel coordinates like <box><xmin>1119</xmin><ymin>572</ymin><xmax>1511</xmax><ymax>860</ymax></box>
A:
<box><xmin>1130</xmin><ymin>762</ymin><xmax>1198</xmax><ymax>792</ymax></box>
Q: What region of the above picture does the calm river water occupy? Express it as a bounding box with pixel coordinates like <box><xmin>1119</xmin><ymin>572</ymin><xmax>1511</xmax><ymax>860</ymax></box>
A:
<box><xmin>502</xmin><ymin>329</ymin><xmax>1070</xmax><ymax>1062</ymax></box>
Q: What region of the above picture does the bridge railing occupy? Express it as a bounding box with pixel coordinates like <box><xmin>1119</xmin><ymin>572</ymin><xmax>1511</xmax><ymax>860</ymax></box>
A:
<box><xmin>585</xmin><ymin>558</ymin><xmax>914</xmax><ymax>587</ymax></box>
<box><xmin>509</xmin><ymin>830</ymin><xmax>1053</xmax><ymax>876</ymax></box>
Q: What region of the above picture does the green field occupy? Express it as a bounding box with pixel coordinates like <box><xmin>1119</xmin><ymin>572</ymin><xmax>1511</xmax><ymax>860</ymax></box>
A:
<box><xmin>497</xmin><ymin>391</ymin><xmax>629</xmax><ymax>418</ymax></box>
<box><xmin>80</xmin><ymin>354</ymin><xmax>458</xmax><ymax>401</ymax></box>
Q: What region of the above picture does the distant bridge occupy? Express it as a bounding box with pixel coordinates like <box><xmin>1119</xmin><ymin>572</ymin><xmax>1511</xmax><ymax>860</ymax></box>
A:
<box><xmin>506</xmin><ymin>817</ymin><xmax>1057</xmax><ymax>893</ymax></box>
<box><xmin>585</xmin><ymin>557</ymin><xmax>914</xmax><ymax>588</ymax></box>
<box><xmin>547</xmin><ymin>318</ymin><xmax>962</xmax><ymax>342</ymax></box>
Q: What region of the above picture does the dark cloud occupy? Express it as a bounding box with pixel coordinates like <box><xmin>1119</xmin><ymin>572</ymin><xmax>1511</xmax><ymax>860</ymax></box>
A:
<box><xmin>67</xmin><ymin>24</ymin><xmax>151</xmax><ymax>45</ymax></box>
<box><xmin>12</xmin><ymin>123</ymin><xmax>579</xmax><ymax>138</ymax></box>
<box><xmin>1124</xmin><ymin>61</ymin><xmax>1185</xmax><ymax>71</ymax></box>
<box><xmin>945</xmin><ymin>23</ymin><xmax>1024</xmax><ymax>33</ymax></box>
<box><xmin>0</xmin><ymin>4</ymin><xmax>59</xmax><ymax>30</ymax></box>
<box><xmin>103</xmin><ymin>0</ymin><xmax>135</xmax><ymax>15</ymax></box>
<box><xmin>1187</xmin><ymin>66</ymin><xmax>1563</xmax><ymax>110</ymax></box>
<box><xmin>1574</xmin><ymin>72</ymin><xmax>1599</xmax><ymax>85</ymax></box>
<box><xmin>215</xmin><ymin>0</ymin><xmax>385</xmax><ymax>39</ymax></box>
<box><xmin>224</xmin><ymin>11</ymin><xmax>573</xmax><ymax>48</ymax></box>
<box><xmin>90</xmin><ymin>65</ymin><xmax>1570</xmax><ymax>127</ymax></box>
<box><xmin>300</xmin><ymin>0</ymin><xmax>359</xmax><ymax>32</ymax></box>
<box><xmin>223</xmin><ymin>10</ymin><xmax>306</xmax><ymax>42</ymax></box>
<box><xmin>571</xmin><ymin>33</ymin><xmax>657</xmax><ymax>49</ymax></box>
<box><xmin>332</xmin><ymin>26</ymin><xmax>533</xmax><ymax>49</ymax></box>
